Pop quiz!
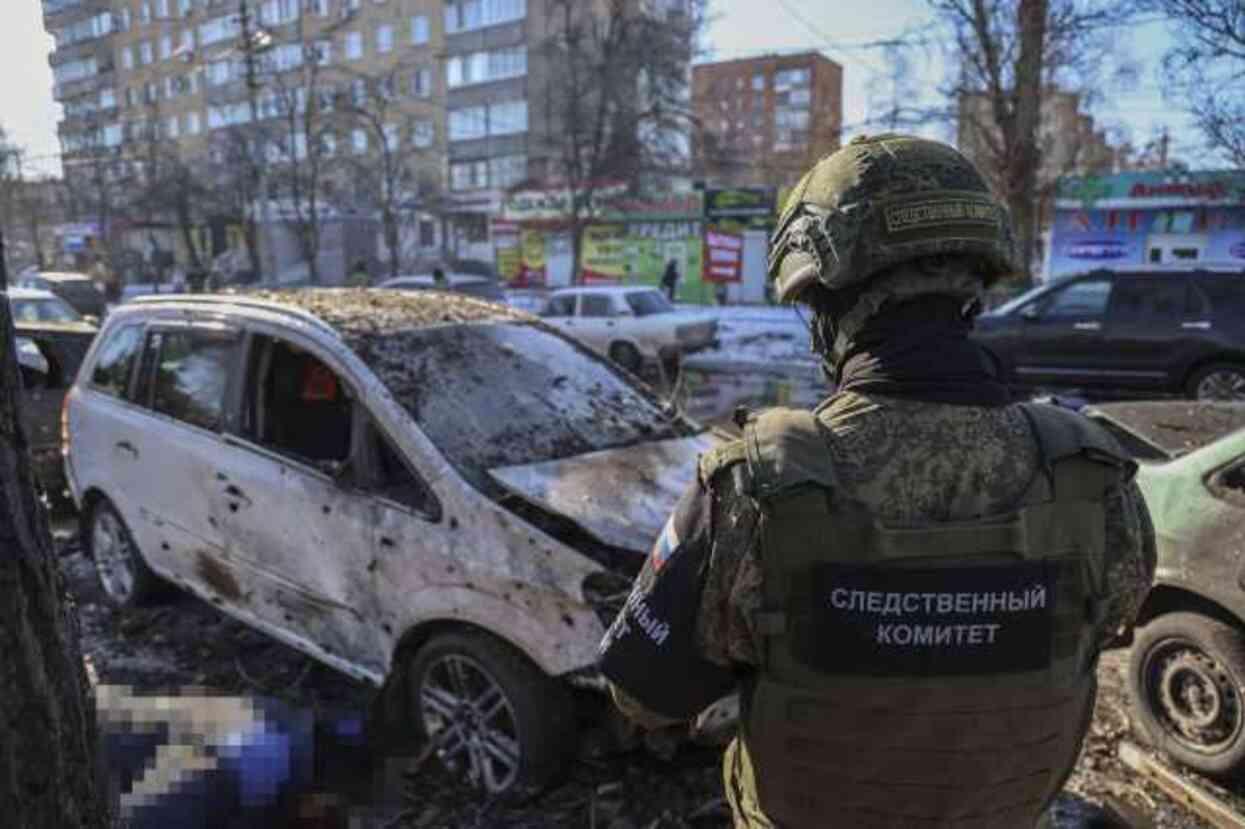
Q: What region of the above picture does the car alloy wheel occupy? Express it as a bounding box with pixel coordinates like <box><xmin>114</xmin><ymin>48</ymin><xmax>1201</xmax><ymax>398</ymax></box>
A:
<box><xmin>1196</xmin><ymin>369</ymin><xmax>1245</xmax><ymax>401</ymax></box>
<box><xmin>92</xmin><ymin>507</ymin><xmax>137</xmax><ymax>604</ymax></box>
<box><xmin>418</xmin><ymin>653</ymin><xmax>522</xmax><ymax>794</ymax></box>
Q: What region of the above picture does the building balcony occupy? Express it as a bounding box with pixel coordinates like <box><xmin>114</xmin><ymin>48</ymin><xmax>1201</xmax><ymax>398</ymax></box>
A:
<box><xmin>48</xmin><ymin>35</ymin><xmax>115</xmax><ymax>69</ymax></box>
<box><xmin>42</xmin><ymin>0</ymin><xmax>108</xmax><ymax>27</ymax></box>
<box><xmin>52</xmin><ymin>67</ymin><xmax>114</xmax><ymax>103</ymax></box>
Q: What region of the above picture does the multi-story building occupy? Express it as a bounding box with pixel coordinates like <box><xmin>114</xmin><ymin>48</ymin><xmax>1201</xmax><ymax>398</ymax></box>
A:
<box><xmin>691</xmin><ymin>51</ymin><xmax>844</xmax><ymax>189</ymax></box>
<box><xmin>43</xmin><ymin>0</ymin><xmax>688</xmax><ymax>280</ymax></box>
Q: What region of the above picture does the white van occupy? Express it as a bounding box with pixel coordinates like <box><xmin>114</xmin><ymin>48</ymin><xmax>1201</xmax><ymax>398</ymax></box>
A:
<box><xmin>63</xmin><ymin>288</ymin><xmax>716</xmax><ymax>794</ymax></box>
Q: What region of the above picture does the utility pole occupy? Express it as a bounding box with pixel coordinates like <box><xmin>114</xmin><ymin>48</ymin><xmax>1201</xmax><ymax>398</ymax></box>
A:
<box><xmin>238</xmin><ymin>0</ymin><xmax>274</xmax><ymax>281</ymax></box>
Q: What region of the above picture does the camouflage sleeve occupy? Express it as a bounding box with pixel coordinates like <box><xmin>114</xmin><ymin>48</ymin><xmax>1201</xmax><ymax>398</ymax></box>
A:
<box><xmin>694</xmin><ymin>463</ymin><xmax>765</xmax><ymax>669</ymax></box>
<box><xmin>1096</xmin><ymin>478</ymin><xmax>1157</xmax><ymax>650</ymax></box>
<box><xmin>598</xmin><ymin>475</ymin><xmax>740</xmax><ymax>726</ymax></box>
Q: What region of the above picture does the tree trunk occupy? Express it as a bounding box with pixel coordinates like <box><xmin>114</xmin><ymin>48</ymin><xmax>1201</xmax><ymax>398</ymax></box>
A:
<box><xmin>0</xmin><ymin>230</ymin><xmax>109</xmax><ymax>828</ymax></box>
<box><xmin>1010</xmin><ymin>0</ymin><xmax>1048</xmax><ymax>283</ymax></box>
<box><xmin>571</xmin><ymin>221</ymin><xmax>585</xmax><ymax>285</ymax></box>
<box><xmin>244</xmin><ymin>217</ymin><xmax>261</xmax><ymax>281</ymax></box>
<box><xmin>177</xmin><ymin>197</ymin><xmax>202</xmax><ymax>272</ymax></box>
<box><xmin>384</xmin><ymin>208</ymin><xmax>400</xmax><ymax>280</ymax></box>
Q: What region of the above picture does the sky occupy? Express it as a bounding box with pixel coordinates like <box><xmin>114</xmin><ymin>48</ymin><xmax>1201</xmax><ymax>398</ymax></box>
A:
<box><xmin>0</xmin><ymin>0</ymin><xmax>1221</xmax><ymax>179</ymax></box>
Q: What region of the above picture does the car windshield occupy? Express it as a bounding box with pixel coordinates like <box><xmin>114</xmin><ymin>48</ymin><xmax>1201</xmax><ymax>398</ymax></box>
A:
<box><xmin>987</xmin><ymin>282</ymin><xmax>1053</xmax><ymax>316</ymax></box>
<box><xmin>11</xmin><ymin>296</ymin><xmax>83</xmax><ymax>323</ymax></box>
<box><xmin>624</xmin><ymin>290</ymin><xmax>674</xmax><ymax>316</ymax></box>
<box><xmin>344</xmin><ymin>322</ymin><xmax>686</xmax><ymax>491</ymax></box>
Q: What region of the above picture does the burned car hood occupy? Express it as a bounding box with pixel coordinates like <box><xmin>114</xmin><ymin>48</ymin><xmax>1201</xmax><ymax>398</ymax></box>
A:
<box><xmin>489</xmin><ymin>434</ymin><xmax>718</xmax><ymax>553</ymax></box>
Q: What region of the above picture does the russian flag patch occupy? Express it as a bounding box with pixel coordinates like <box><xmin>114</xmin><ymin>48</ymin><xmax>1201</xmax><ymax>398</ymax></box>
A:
<box><xmin>651</xmin><ymin>514</ymin><xmax>681</xmax><ymax>572</ymax></box>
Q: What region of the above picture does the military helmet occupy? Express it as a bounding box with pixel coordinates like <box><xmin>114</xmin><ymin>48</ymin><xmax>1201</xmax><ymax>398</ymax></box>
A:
<box><xmin>768</xmin><ymin>133</ymin><xmax>1016</xmax><ymax>304</ymax></box>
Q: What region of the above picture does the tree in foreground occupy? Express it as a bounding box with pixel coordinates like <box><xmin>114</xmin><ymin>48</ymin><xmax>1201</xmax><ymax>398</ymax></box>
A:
<box><xmin>0</xmin><ymin>229</ymin><xmax>108</xmax><ymax>827</ymax></box>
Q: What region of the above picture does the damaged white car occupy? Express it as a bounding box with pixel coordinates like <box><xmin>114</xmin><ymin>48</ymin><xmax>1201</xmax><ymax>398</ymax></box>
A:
<box><xmin>63</xmin><ymin>289</ymin><xmax>718</xmax><ymax>794</ymax></box>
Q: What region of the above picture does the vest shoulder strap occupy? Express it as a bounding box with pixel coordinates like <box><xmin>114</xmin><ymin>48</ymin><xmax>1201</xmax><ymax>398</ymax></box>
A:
<box><xmin>697</xmin><ymin>439</ymin><xmax>748</xmax><ymax>489</ymax></box>
<box><xmin>1017</xmin><ymin>402</ymin><xmax>1137</xmax><ymax>498</ymax></box>
<box><xmin>742</xmin><ymin>408</ymin><xmax>836</xmax><ymax>499</ymax></box>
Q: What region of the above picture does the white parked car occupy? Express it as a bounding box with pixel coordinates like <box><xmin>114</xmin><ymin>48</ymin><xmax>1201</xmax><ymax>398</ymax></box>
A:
<box><xmin>63</xmin><ymin>288</ymin><xmax>717</xmax><ymax>794</ymax></box>
<box><xmin>538</xmin><ymin>286</ymin><xmax>719</xmax><ymax>373</ymax></box>
<box><xmin>376</xmin><ymin>272</ymin><xmax>506</xmax><ymax>303</ymax></box>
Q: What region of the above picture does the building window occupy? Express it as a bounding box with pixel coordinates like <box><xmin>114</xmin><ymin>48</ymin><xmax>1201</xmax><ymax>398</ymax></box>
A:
<box><xmin>448</xmin><ymin>101</ymin><xmax>527</xmax><ymax>141</ymax></box>
<box><xmin>411</xmin><ymin>67</ymin><xmax>432</xmax><ymax>98</ymax></box>
<box><xmin>125</xmin><ymin>87</ymin><xmax>136</xmax><ymax>107</ymax></box>
<box><xmin>377</xmin><ymin>24</ymin><xmax>394</xmax><ymax>53</ymax></box>
<box><xmin>139</xmin><ymin>3</ymin><xmax>151</xmax><ymax>24</ymax></box>
<box><xmin>179</xmin><ymin>0</ymin><xmax>193</xmax><ymax>16</ymax></box>
<box><xmin>445</xmin><ymin>0</ymin><xmax>526</xmax><ymax>34</ymax></box>
<box><xmin>450</xmin><ymin>159</ymin><xmax>489</xmax><ymax>191</ymax></box>
<box><xmin>752</xmin><ymin>72</ymin><xmax>765</xmax><ymax>91</ymax></box>
<box><xmin>447</xmin><ymin>46</ymin><xmax>526</xmax><ymax>88</ymax></box>
<box><xmin>351</xmin><ymin>78</ymin><xmax>367</xmax><ymax>105</ymax></box>
<box><xmin>412</xmin><ymin>120</ymin><xmax>434</xmax><ymax>148</ymax></box>
<box><xmin>186</xmin><ymin>111</ymin><xmax>200</xmax><ymax>134</ymax></box>
<box><xmin>489</xmin><ymin>154</ymin><xmax>526</xmax><ymax>188</ymax></box>
<box><xmin>121</xmin><ymin>47</ymin><xmax>134</xmax><ymax>70</ymax></box>
<box><xmin>345</xmin><ymin>31</ymin><xmax>363</xmax><ymax>60</ymax></box>
<box><xmin>774</xmin><ymin>67</ymin><xmax>810</xmax><ymax>90</ymax></box>
<box><xmin>160</xmin><ymin>34</ymin><xmax>173</xmax><ymax>60</ymax></box>
<box><xmin>139</xmin><ymin>41</ymin><xmax>154</xmax><ymax>64</ymax></box>
<box><xmin>166</xmin><ymin>115</ymin><xmax>179</xmax><ymax>138</ymax></box>
<box><xmin>352</xmin><ymin>129</ymin><xmax>368</xmax><ymax>154</ymax></box>
<box><xmin>198</xmin><ymin>15</ymin><xmax>240</xmax><ymax>46</ymax></box>
<box><xmin>411</xmin><ymin>15</ymin><xmax>429</xmax><ymax>44</ymax></box>
<box><xmin>320</xmin><ymin>133</ymin><xmax>336</xmax><ymax>156</ymax></box>
<box><xmin>119</xmin><ymin>8</ymin><xmax>131</xmax><ymax>30</ymax></box>
<box><xmin>380</xmin><ymin>123</ymin><xmax>399</xmax><ymax>150</ymax></box>
<box><xmin>260</xmin><ymin>0</ymin><xmax>302</xmax><ymax>26</ymax></box>
<box><xmin>100</xmin><ymin>88</ymin><xmax>116</xmax><ymax>109</ymax></box>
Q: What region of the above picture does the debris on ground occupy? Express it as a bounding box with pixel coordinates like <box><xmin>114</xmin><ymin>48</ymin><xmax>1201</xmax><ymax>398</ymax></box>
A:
<box><xmin>57</xmin><ymin>507</ymin><xmax>1245</xmax><ymax>828</ymax></box>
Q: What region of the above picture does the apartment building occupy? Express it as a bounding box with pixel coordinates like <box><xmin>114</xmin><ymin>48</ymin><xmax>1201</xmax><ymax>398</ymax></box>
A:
<box><xmin>45</xmin><ymin>0</ymin><xmax>681</xmax><ymax>276</ymax></box>
<box><xmin>692</xmin><ymin>51</ymin><xmax>844</xmax><ymax>190</ymax></box>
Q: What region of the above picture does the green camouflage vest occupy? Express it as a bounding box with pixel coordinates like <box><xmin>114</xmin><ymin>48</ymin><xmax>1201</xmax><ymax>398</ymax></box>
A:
<box><xmin>717</xmin><ymin>403</ymin><xmax>1123</xmax><ymax>829</ymax></box>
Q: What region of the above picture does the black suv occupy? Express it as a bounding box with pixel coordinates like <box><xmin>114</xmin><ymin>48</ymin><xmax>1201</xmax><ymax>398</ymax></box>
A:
<box><xmin>973</xmin><ymin>268</ymin><xmax>1245</xmax><ymax>400</ymax></box>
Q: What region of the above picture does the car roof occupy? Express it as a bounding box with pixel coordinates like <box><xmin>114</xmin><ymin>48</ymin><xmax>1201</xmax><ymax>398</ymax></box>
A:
<box><xmin>1084</xmin><ymin>401</ymin><xmax>1245</xmax><ymax>458</ymax></box>
<box><xmin>36</xmin><ymin>271</ymin><xmax>94</xmax><ymax>282</ymax></box>
<box><xmin>381</xmin><ymin>273</ymin><xmax>490</xmax><ymax>285</ymax></box>
<box><xmin>551</xmin><ymin>285</ymin><xmax>659</xmax><ymax>296</ymax></box>
<box><xmin>7</xmin><ymin>288</ymin><xmax>59</xmax><ymax>300</ymax></box>
<box><xmin>125</xmin><ymin>288</ymin><xmax>529</xmax><ymax>339</ymax></box>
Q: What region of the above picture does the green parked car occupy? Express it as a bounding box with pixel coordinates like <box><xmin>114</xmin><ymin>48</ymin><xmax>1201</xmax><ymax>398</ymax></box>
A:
<box><xmin>1083</xmin><ymin>400</ymin><xmax>1245</xmax><ymax>777</ymax></box>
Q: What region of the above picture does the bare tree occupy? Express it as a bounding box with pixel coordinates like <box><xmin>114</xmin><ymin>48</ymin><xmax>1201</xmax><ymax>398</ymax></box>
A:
<box><xmin>0</xmin><ymin>230</ymin><xmax>109</xmax><ymax>827</ymax></box>
<box><xmin>337</xmin><ymin>62</ymin><xmax>437</xmax><ymax>280</ymax></box>
<box><xmin>207</xmin><ymin>127</ymin><xmax>265</xmax><ymax>280</ymax></box>
<box><xmin>916</xmin><ymin>0</ymin><xmax>1141</xmax><ymax>281</ymax></box>
<box><xmin>1145</xmin><ymin>0</ymin><xmax>1245</xmax><ymax>165</ymax></box>
<box><xmin>539</xmin><ymin>0</ymin><xmax>707</xmax><ymax>279</ymax></box>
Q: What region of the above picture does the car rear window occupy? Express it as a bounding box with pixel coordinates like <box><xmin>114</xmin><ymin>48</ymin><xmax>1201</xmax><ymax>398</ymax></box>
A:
<box><xmin>625</xmin><ymin>290</ymin><xmax>674</xmax><ymax>316</ymax></box>
<box><xmin>345</xmin><ymin>322</ymin><xmax>685</xmax><ymax>491</ymax></box>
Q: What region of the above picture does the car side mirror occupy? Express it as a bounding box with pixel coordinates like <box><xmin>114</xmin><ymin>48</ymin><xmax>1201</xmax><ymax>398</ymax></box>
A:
<box><xmin>318</xmin><ymin>459</ymin><xmax>354</xmax><ymax>487</ymax></box>
<box><xmin>1020</xmin><ymin>305</ymin><xmax>1041</xmax><ymax>321</ymax></box>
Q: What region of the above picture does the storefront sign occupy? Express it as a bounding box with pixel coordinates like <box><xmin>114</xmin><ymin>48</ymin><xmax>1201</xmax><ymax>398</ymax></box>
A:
<box><xmin>580</xmin><ymin>221</ymin><xmax>704</xmax><ymax>297</ymax></box>
<box><xmin>1057</xmin><ymin>170</ymin><xmax>1245</xmax><ymax>208</ymax></box>
<box><xmin>703</xmin><ymin>230</ymin><xmax>744</xmax><ymax>283</ymax></box>
<box><xmin>704</xmin><ymin>188</ymin><xmax>776</xmax><ymax>228</ymax></box>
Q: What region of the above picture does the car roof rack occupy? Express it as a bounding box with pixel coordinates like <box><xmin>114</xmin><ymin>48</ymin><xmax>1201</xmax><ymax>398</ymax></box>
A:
<box><xmin>129</xmin><ymin>294</ymin><xmax>340</xmax><ymax>339</ymax></box>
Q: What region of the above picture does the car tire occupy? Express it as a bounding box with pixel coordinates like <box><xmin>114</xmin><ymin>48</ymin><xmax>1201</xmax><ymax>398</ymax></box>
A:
<box><xmin>1128</xmin><ymin>612</ymin><xmax>1245</xmax><ymax>777</ymax></box>
<box><xmin>86</xmin><ymin>498</ymin><xmax>163</xmax><ymax>608</ymax></box>
<box><xmin>1186</xmin><ymin>363</ymin><xmax>1245</xmax><ymax>401</ymax></box>
<box><xmin>407</xmin><ymin>630</ymin><xmax>576</xmax><ymax>796</ymax></box>
<box><xmin>609</xmin><ymin>341</ymin><xmax>644</xmax><ymax>375</ymax></box>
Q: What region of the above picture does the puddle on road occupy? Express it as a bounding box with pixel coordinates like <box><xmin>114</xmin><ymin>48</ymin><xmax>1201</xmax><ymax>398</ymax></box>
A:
<box><xmin>673</xmin><ymin>360</ymin><xmax>829</xmax><ymax>431</ymax></box>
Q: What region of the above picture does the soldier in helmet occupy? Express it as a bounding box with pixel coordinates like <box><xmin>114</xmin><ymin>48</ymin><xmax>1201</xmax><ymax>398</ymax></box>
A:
<box><xmin>598</xmin><ymin>135</ymin><xmax>1155</xmax><ymax>828</ymax></box>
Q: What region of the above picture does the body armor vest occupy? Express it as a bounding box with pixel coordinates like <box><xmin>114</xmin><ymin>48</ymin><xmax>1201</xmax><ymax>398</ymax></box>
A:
<box><xmin>723</xmin><ymin>403</ymin><xmax>1125</xmax><ymax>829</ymax></box>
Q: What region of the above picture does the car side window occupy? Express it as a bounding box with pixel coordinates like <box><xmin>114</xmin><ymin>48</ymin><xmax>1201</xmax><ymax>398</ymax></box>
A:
<box><xmin>541</xmin><ymin>294</ymin><xmax>576</xmax><ymax>317</ymax></box>
<box><xmin>1037</xmin><ymin>279</ymin><xmax>1112</xmax><ymax>320</ymax></box>
<box><xmin>580</xmin><ymin>294</ymin><xmax>613</xmax><ymax>317</ymax></box>
<box><xmin>90</xmin><ymin>324</ymin><xmax>144</xmax><ymax>399</ymax></box>
<box><xmin>239</xmin><ymin>333</ymin><xmax>354</xmax><ymax>470</ymax></box>
<box><xmin>1108</xmin><ymin>277</ymin><xmax>1190</xmax><ymax>325</ymax></box>
<box><xmin>150</xmin><ymin>328</ymin><xmax>238</xmax><ymax>432</ymax></box>
<box><xmin>363</xmin><ymin>422</ymin><xmax>440</xmax><ymax>520</ymax></box>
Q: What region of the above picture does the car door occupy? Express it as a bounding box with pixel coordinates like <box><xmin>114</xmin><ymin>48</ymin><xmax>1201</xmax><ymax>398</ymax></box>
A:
<box><xmin>538</xmin><ymin>292</ymin><xmax>578</xmax><ymax>337</ymax></box>
<box><xmin>123</xmin><ymin>321</ymin><xmax>244</xmax><ymax>582</ymax></box>
<box><xmin>208</xmin><ymin>328</ymin><xmax>385</xmax><ymax>675</ymax></box>
<box><xmin>572</xmin><ymin>292</ymin><xmax>617</xmax><ymax>353</ymax></box>
<box><xmin>67</xmin><ymin>321</ymin><xmax>149</xmax><ymax>520</ymax></box>
<box><xmin>1100</xmin><ymin>274</ymin><xmax>1198</xmax><ymax>390</ymax></box>
<box><xmin>1008</xmin><ymin>274</ymin><xmax>1113</xmax><ymax>388</ymax></box>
